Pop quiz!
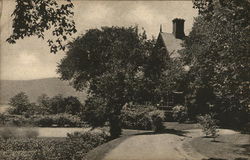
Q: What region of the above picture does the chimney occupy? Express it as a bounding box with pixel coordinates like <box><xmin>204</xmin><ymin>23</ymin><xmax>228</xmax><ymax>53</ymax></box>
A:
<box><xmin>172</xmin><ymin>18</ymin><xmax>185</xmax><ymax>39</ymax></box>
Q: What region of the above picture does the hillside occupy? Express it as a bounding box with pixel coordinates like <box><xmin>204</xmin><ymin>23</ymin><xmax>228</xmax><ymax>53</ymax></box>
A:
<box><xmin>0</xmin><ymin>78</ymin><xmax>87</xmax><ymax>104</ymax></box>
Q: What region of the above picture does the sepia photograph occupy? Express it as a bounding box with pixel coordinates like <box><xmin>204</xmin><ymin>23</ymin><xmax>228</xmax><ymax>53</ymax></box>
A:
<box><xmin>0</xmin><ymin>0</ymin><xmax>249</xmax><ymax>160</ymax></box>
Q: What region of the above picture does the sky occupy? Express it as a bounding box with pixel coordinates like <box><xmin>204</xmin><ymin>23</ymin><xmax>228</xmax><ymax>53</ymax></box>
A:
<box><xmin>0</xmin><ymin>0</ymin><xmax>198</xmax><ymax>80</ymax></box>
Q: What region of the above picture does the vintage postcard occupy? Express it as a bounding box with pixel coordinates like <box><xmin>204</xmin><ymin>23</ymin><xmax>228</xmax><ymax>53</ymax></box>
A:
<box><xmin>0</xmin><ymin>0</ymin><xmax>249</xmax><ymax>160</ymax></box>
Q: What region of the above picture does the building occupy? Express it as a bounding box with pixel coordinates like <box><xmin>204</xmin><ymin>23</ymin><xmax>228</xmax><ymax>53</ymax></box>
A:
<box><xmin>155</xmin><ymin>18</ymin><xmax>186</xmax><ymax>108</ymax></box>
<box><xmin>155</xmin><ymin>18</ymin><xmax>185</xmax><ymax>59</ymax></box>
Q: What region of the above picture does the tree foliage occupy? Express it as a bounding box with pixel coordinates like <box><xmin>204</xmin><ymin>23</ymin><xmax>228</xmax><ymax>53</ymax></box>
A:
<box><xmin>64</xmin><ymin>96</ymin><xmax>83</xmax><ymax>115</ymax></box>
<box><xmin>57</xmin><ymin>26</ymin><xmax>165</xmax><ymax>138</ymax></box>
<box><xmin>37</xmin><ymin>93</ymin><xmax>51</xmax><ymax>114</ymax></box>
<box><xmin>183</xmin><ymin>0</ymin><xmax>250</xmax><ymax>125</ymax></box>
<box><xmin>8</xmin><ymin>92</ymin><xmax>31</xmax><ymax>115</ymax></box>
<box><xmin>7</xmin><ymin>0</ymin><xmax>77</xmax><ymax>53</ymax></box>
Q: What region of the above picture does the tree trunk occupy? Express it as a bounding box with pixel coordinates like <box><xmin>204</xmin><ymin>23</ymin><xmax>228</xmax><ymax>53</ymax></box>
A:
<box><xmin>109</xmin><ymin>114</ymin><xmax>122</xmax><ymax>139</ymax></box>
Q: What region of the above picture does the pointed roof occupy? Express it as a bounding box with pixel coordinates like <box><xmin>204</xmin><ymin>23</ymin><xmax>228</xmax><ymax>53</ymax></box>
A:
<box><xmin>157</xmin><ymin>32</ymin><xmax>183</xmax><ymax>58</ymax></box>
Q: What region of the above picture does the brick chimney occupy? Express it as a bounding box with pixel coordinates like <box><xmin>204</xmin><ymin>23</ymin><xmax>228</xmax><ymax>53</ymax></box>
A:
<box><xmin>172</xmin><ymin>18</ymin><xmax>185</xmax><ymax>39</ymax></box>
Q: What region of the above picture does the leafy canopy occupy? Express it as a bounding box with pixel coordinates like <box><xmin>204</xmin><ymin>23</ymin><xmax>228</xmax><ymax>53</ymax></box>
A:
<box><xmin>8</xmin><ymin>92</ymin><xmax>31</xmax><ymax>115</ymax></box>
<box><xmin>182</xmin><ymin>0</ymin><xmax>250</xmax><ymax>124</ymax></box>
<box><xmin>7</xmin><ymin>0</ymin><xmax>77</xmax><ymax>53</ymax></box>
<box><xmin>57</xmin><ymin>26</ymin><xmax>165</xmax><ymax>137</ymax></box>
<box><xmin>58</xmin><ymin>26</ymin><xmax>154</xmax><ymax>100</ymax></box>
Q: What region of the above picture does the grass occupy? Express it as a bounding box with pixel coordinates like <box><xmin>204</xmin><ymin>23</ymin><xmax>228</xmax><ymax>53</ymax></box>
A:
<box><xmin>189</xmin><ymin>133</ymin><xmax>250</xmax><ymax>160</ymax></box>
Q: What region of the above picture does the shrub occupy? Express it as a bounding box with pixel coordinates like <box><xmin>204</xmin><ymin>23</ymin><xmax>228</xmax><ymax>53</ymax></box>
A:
<box><xmin>0</xmin><ymin>113</ymin><xmax>7</xmax><ymax>125</ymax></box>
<box><xmin>34</xmin><ymin>116</ymin><xmax>54</xmax><ymax>127</ymax></box>
<box><xmin>33</xmin><ymin>114</ymin><xmax>82</xmax><ymax>127</ymax></box>
<box><xmin>53</xmin><ymin>114</ymin><xmax>82</xmax><ymax>127</ymax></box>
<box><xmin>148</xmin><ymin>110</ymin><xmax>165</xmax><ymax>132</ymax></box>
<box><xmin>0</xmin><ymin>130</ymin><xmax>109</xmax><ymax>160</ymax></box>
<box><xmin>121</xmin><ymin>105</ymin><xmax>156</xmax><ymax>130</ymax></box>
<box><xmin>1</xmin><ymin>115</ymin><xmax>32</xmax><ymax>127</ymax></box>
<box><xmin>121</xmin><ymin>104</ymin><xmax>165</xmax><ymax>131</ymax></box>
<box><xmin>197</xmin><ymin>114</ymin><xmax>219</xmax><ymax>141</ymax></box>
<box><xmin>172</xmin><ymin>105</ymin><xmax>188</xmax><ymax>123</ymax></box>
<box><xmin>48</xmin><ymin>131</ymin><xmax>108</xmax><ymax>160</ymax></box>
<box><xmin>0</xmin><ymin>151</ymin><xmax>36</xmax><ymax>160</ymax></box>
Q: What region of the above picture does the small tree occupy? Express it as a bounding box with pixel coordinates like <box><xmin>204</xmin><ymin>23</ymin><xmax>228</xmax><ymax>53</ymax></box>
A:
<box><xmin>8</xmin><ymin>92</ymin><xmax>30</xmax><ymax>115</ymax></box>
<box><xmin>37</xmin><ymin>94</ymin><xmax>51</xmax><ymax>114</ymax></box>
<box><xmin>49</xmin><ymin>94</ymin><xmax>65</xmax><ymax>114</ymax></box>
<box><xmin>172</xmin><ymin>105</ymin><xmax>188</xmax><ymax>123</ymax></box>
<box><xmin>64</xmin><ymin>96</ymin><xmax>83</xmax><ymax>115</ymax></box>
<box><xmin>197</xmin><ymin>114</ymin><xmax>219</xmax><ymax>141</ymax></box>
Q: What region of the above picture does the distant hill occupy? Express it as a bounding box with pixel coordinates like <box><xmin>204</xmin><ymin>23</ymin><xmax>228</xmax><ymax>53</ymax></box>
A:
<box><xmin>0</xmin><ymin>78</ymin><xmax>87</xmax><ymax>104</ymax></box>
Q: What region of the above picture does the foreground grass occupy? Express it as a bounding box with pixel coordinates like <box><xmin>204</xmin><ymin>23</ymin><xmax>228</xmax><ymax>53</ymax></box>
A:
<box><xmin>190</xmin><ymin>133</ymin><xmax>250</xmax><ymax>160</ymax></box>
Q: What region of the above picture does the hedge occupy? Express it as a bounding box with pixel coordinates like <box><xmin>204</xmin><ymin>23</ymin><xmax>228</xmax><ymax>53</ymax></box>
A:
<box><xmin>0</xmin><ymin>130</ymin><xmax>109</xmax><ymax>160</ymax></box>
<box><xmin>121</xmin><ymin>104</ymin><xmax>165</xmax><ymax>131</ymax></box>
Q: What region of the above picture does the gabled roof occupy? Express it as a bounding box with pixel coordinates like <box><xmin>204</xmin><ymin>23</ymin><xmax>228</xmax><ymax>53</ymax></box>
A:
<box><xmin>157</xmin><ymin>32</ymin><xmax>183</xmax><ymax>58</ymax></box>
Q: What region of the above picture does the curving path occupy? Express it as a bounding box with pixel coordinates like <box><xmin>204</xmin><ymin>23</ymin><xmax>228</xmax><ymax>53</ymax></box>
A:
<box><xmin>102</xmin><ymin>129</ymin><xmax>238</xmax><ymax>160</ymax></box>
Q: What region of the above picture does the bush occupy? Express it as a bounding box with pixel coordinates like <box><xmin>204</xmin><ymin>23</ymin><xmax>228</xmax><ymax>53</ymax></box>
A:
<box><xmin>33</xmin><ymin>114</ymin><xmax>82</xmax><ymax>127</ymax></box>
<box><xmin>0</xmin><ymin>130</ymin><xmax>109</xmax><ymax>160</ymax></box>
<box><xmin>197</xmin><ymin>114</ymin><xmax>219</xmax><ymax>141</ymax></box>
<box><xmin>54</xmin><ymin>114</ymin><xmax>82</xmax><ymax>127</ymax></box>
<box><xmin>172</xmin><ymin>105</ymin><xmax>188</xmax><ymax>123</ymax></box>
<box><xmin>148</xmin><ymin>110</ymin><xmax>165</xmax><ymax>132</ymax></box>
<box><xmin>0</xmin><ymin>151</ymin><xmax>36</xmax><ymax>160</ymax></box>
<box><xmin>121</xmin><ymin>105</ymin><xmax>156</xmax><ymax>130</ymax></box>
<box><xmin>0</xmin><ymin>113</ymin><xmax>7</xmax><ymax>125</ymax></box>
<box><xmin>0</xmin><ymin>115</ymin><xmax>32</xmax><ymax>127</ymax></box>
<box><xmin>34</xmin><ymin>116</ymin><xmax>54</xmax><ymax>127</ymax></box>
<box><xmin>121</xmin><ymin>104</ymin><xmax>165</xmax><ymax>131</ymax></box>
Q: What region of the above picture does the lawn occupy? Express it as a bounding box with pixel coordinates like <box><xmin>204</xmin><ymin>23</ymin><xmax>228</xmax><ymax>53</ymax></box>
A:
<box><xmin>189</xmin><ymin>132</ymin><xmax>250</xmax><ymax>160</ymax></box>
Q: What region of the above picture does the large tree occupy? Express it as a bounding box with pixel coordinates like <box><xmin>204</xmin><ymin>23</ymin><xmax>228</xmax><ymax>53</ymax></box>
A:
<box><xmin>182</xmin><ymin>0</ymin><xmax>250</xmax><ymax>125</ymax></box>
<box><xmin>57</xmin><ymin>26</ymin><xmax>165</xmax><ymax>138</ymax></box>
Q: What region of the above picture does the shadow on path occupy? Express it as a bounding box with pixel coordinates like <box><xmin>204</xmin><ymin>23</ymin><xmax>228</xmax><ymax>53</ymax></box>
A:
<box><xmin>133</xmin><ymin>128</ymin><xmax>188</xmax><ymax>137</ymax></box>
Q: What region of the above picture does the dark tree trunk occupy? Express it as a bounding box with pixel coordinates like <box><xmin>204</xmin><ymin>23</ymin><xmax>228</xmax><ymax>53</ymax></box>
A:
<box><xmin>109</xmin><ymin>114</ymin><xmax>122</xmax><ymax>139</ymax></box>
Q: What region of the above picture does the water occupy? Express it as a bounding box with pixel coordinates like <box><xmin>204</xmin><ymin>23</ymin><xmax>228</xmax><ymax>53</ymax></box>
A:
<box><xmin>0</xmin><ymin>104</ymin><xmax>10</xmax><ymax>113</ymax></box>
<box><xmin>0</xmin><ymin>127</ymin><xmax>92</xmax><ymax>138</ymax></box>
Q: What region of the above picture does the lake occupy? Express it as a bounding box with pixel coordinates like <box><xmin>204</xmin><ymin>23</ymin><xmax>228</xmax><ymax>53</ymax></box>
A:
<box><xmin>0</xmin><ymin>104</ymin><xmax>10</xmax><ymax>113</ymax></box>
<box><xmin>0</xmin><ymin>127</ymin><xmax>96</xmax><ymax>137</ymax></box>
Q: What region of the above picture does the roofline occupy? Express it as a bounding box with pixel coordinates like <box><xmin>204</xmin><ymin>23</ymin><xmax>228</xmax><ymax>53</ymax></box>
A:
<box><xmin>157</xmin><ymin>32</ymin><xmax>168</xmax><ymax>49</ymax></box>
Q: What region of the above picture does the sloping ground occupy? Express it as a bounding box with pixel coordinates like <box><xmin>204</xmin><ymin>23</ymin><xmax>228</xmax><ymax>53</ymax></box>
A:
<box><xmin>102</xmin><ymin>133</ymin><xmax>204</xmax><ymax>160</ymax></box>
<box><xmin>188</xmin><ymin>130</ymin><xmax>250</xmax><ymax>160</ymax></box>
<box><xmin>85</xmin><ymin>123</ymin><xmax>249</xmax><ymax>160</ymax></box>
